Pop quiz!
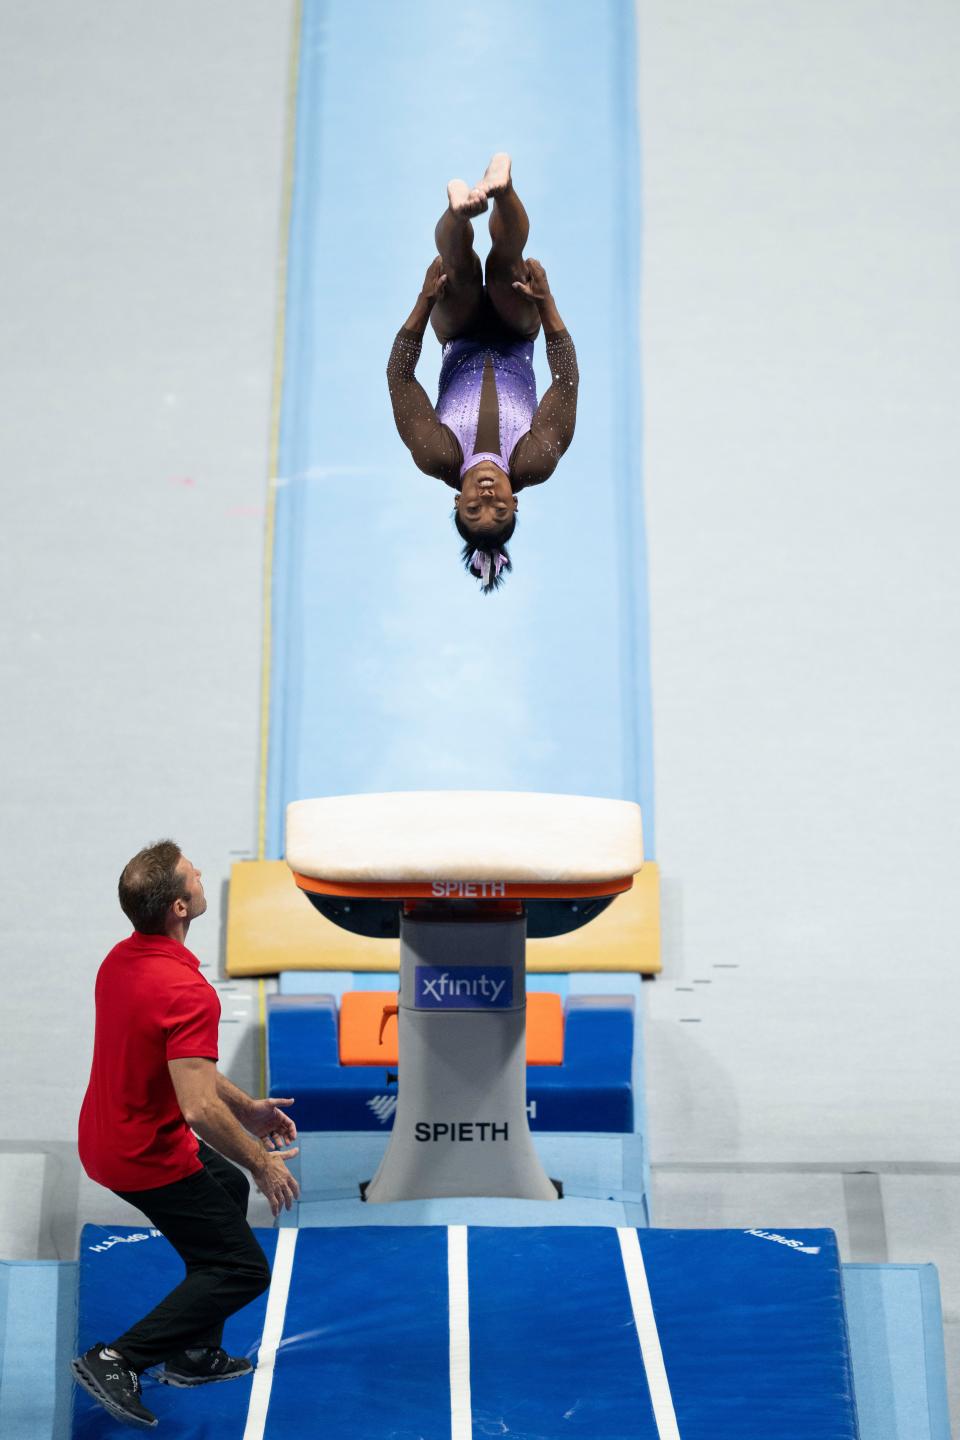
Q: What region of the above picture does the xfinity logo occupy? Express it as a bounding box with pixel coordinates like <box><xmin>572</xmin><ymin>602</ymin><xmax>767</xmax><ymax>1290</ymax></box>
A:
<box><xmin>745</xmin><ymin>1228</ymin><xmax>821</xmax><ymax>1256</ymax></box>
<box><xmin>89</xmin><ymin>1230</ymin><xmax>162</xmax><ymax>1254</ymax></box>
<box><xmin>366</xmin><ymin>1095</ymin><xmax>398</xmax><ymax>1125</ymax></box>
<box><xmin>415</xmin><ymin>966</ymin><xmax>513</xmax><ymax>1009</ymax></box>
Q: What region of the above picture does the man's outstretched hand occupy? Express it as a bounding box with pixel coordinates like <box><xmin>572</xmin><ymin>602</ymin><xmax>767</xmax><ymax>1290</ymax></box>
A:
<box><xmin>420</xmin><ymin>256</ymin><xmax>448</xmax><ymax>305</ymax></box>
<box><xmin>253</xmin><ymin>1148</ymin><xmax>300</xmax><ymax>1217</ymax></box>
<box><xmin>512</xmin><ymin>258</ymin><xmax>551</xmax><ymax>304</ymax></box>
<box><xmin>246</xmin><ymin>1097</ymin><xmax>297</xmax><ymax>1151</ymax></box>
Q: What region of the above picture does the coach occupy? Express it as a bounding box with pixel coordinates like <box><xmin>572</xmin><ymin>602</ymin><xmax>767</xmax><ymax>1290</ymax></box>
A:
<box><xmin>72</xmin><ymin>840</ymin><xmax>299</xmax><ymax>1430</ymax></box>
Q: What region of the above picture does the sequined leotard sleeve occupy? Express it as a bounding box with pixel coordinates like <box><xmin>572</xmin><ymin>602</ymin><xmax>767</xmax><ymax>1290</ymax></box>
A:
<box><xmin>508</xmin><ymin>330</ymin><xmax>580</xmax><ymax>489</ymax></box>
<box><xmin>386</xmin><ymin>328</ymin><xmax>462</xmax><ymax>486</ymax></box>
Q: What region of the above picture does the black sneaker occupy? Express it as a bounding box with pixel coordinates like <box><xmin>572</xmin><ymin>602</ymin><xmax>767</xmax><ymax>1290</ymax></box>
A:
<box><xmin>157</xmin><ymin>1346</ymin><xmax>253</xmax><ymax>1387</ymax></box>
<box><xmin>71</xmin><ymin>1344</ymin><xmax>157</xmax><ymax>1429</ymax></box>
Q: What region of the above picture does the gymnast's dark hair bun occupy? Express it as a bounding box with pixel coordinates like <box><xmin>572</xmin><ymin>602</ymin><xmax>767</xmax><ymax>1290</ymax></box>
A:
<box><xmin>453</xmin><ymin>511</ymin><xmax>517</xmax><ymax>594</ymax></box>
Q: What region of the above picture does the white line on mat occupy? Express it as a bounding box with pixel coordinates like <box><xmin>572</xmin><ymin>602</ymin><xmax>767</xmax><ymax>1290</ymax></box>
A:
<box><xmin>242</xmin><ymin>1226</ymin><xmax>298</xmax><ymax>1440</ymax></box>
<box><xmin>448</xmin><ymin>1225</ymin><xmax>472</xmax><ymax>1440</ymax></box>
<box><xmin>617</xmin><ymin>1227</ymin><xmax>681</xmax><ymax>1440</ymax></box>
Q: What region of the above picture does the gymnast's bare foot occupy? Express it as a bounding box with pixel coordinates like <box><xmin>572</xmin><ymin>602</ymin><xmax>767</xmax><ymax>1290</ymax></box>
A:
<box><xmin>447</xmin><ymin>178</ymin><xmax>488</xmax><ymax>218</ymax></box>
<box><xmin>479</xmin><ymin>152</ymin><xmax>512</xmax><ymax>199</ymax></box>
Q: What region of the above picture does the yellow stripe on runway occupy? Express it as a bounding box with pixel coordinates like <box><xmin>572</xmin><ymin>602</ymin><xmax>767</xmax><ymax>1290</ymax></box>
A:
<box><xmin>258</xmin><ymin>976</ymin><xmax>267</xmax><ymax>1097</ymax></box>
<box><xmin>257</xmin><ymin>0</ymin><xmax>303</xmax><ymax>863</ymax></box>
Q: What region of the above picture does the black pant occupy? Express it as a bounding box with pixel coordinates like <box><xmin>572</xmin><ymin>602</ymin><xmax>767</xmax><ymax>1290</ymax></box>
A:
<box><xmin>110</xmin><ymin>1142</ymin><xmax>271</xmax><ymax>1372</ymax></box>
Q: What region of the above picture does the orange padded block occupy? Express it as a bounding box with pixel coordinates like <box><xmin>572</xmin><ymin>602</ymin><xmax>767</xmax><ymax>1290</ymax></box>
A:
<box><xmin>525</xmin><ymin>991</ymin><xmax>564</xmax><ymax>1065</ymax></box>
<box><xmin>338</xmin><ymin>991</ymin><xmax>564</xmax><ymax>1067</ymax></box>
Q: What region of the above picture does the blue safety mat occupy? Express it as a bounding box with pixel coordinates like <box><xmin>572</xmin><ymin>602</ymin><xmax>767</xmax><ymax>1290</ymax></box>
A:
<box><xmin>1</xmin><ymin>1259</ymin><xmax>76</xmax><ymax>1440</ymax></box>
<box><xmin>289</xmin><ymin>1130</ymin><xmax>649</xmax><ymax>1214</ymax></box>
<box><xmin>293</xmin><ymin>1194</ymin><xmax>650</xmax><ymax>1229</ymax></box>
<box><xmin>266</xmin><ymin>0</ymin><xmax>654</xmax><ymax>857</ymax></box>
<box><xmin>843</xmin><ymin>1264</ymin><xmax>951</xmax><ymax>1440</ymax></box>
<box><xmin>72</xmin><ymin>1225</ymin><xmax>859</xmax><ymax>1438</ymax></box>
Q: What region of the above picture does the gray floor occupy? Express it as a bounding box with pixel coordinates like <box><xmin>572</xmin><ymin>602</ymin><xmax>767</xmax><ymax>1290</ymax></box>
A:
<box><xmin>0</xmin><ymin>0</ymin><xmax>957</xmax><ymax>1428</ymax></box>
<box><xmin>0</xmin><ymin>0</ymin><xmax>290</xmax><ymax>1136</ymax></box>
<box><xmin>639</xmin><ymin>0</ymin><xmax>960</xmax><ymax>1418</ymax></box>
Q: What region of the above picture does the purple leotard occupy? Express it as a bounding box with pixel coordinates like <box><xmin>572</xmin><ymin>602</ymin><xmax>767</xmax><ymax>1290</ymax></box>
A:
<box><xmin>436</xmin><ymin>336</ymin><xmax>538</xmax><ymax>476</ymax></box>
<box><xmin>386</xmin><ymin>323</ymin><xmax>578</xmax><ymax>491</ymax></box>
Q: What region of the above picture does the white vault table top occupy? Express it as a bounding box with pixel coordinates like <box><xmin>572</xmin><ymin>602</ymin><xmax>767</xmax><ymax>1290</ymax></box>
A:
<box><xmin>286</xmin><ymin>791</ymin><xmax>643</xmax><ymax>884</ymax></box>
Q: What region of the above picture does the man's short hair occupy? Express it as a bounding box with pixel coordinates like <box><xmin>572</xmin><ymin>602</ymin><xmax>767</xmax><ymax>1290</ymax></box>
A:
<box><xmin>118</xmin><ymin>840</ymin><xmax>187</xmax><ymax>934</ymax></box>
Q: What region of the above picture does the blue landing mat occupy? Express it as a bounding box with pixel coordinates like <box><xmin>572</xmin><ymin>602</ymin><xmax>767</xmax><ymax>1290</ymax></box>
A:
<box><xmin>72</xmin><ymin>1225</ymin><xmax>859</xmax><ymax>1439</ymax></box>
<box><xmin>72</xmin><ymin>1227</ymin><xmax>278</xmax><ymax>1439</ymax></box>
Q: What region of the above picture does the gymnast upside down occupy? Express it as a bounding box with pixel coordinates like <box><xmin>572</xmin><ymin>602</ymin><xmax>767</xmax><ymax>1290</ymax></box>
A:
<box><xmin>387</xmin><ymin>153</ymin><xmax>580</xmax><ymax>593</ymax></box>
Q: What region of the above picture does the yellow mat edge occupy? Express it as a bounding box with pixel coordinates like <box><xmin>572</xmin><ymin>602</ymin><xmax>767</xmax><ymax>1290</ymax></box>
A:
<box><xmin>226</xmin><ymin>859</ymin><xmax>661</xmax><ymax>976</ymax></box>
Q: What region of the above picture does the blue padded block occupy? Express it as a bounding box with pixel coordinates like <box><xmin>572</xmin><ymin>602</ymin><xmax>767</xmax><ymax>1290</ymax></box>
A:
<box><xmin>529</xmin><ymin>997</ymin><xmax>634</xmax><ymax>1132</ymax></box>
<box><xmin>1</xmin><ymin>1260</ymin><xmax>77</xmax><ymax>1440</ymax></box>
<box><xmin>268</xmin><ymin>994</ymin><xmax>399</xmax><ymax>1132</ymax></box>
<box><xmin>294</xmin><ymin>1194</ymin><xmax>651</xmax><ymax>1229</ymax></box>
<box><xmin>267</xmin><ymin>993</ymin><xmax>634</xmax><ymax>1133</ymax></box>
<box><xmin>843</xmin><ymin>1263</ymin><xmax>951</xmax><ymax>1440</ymax></box>
<box><xmin>267</xmin><ymin>994</ymin><xmax>340</xmax><ymax>1085</ymax></box>
<box><xmin>288</xmin><ymin>1131</ymin><xmax>650</xmax><ymax>1220</ymax></box>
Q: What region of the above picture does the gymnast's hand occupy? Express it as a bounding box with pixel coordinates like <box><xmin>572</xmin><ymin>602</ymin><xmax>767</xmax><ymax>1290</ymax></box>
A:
<box><xmin>246</xmin><ymin>1096</ymin><xmax>297</xmax><ymax>1150</ymax></box>
<box><xmin>512</xmin><ymin>258</ymin><xmax>551</xmax><ymax>304</ymax></box>
<box><xmin>420</xmin><ymin>256</ymin><xmax>448</xmax><ymax>305</ymax></box>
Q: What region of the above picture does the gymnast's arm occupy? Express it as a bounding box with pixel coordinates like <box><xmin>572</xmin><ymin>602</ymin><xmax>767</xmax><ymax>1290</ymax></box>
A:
<box><xmin>387</xmin><ymin>265</ymin><xmax>462</xmax><ymax>486</ymax></box>
<box><xmin>509</xmin><ymin>263</ymin><xmax>580</xmax><ymax>489</ymax></box>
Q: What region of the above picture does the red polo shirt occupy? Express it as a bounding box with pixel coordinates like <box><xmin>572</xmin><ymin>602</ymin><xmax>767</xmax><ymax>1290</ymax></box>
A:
<box><xmin>78</xmin><ymin>931</ymin><xmax>220</xmax><ymax>1192</ymax></box>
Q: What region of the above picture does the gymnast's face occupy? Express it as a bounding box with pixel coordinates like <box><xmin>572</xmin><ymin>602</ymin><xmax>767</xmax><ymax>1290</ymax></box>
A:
<box><xmin>457</xmin><ymin>461</ymin><xmax>517</xmax><ymax>535</ymax></box>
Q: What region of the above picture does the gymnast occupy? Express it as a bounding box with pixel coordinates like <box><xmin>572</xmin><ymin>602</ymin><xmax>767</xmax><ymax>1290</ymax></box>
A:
<box><xmin>387</xmin><ymin>153</ymin><xmax>579</xmax><ymax>592</ymax></box>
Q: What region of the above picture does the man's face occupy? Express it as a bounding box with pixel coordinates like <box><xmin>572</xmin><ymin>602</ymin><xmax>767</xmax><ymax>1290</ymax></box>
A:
<box><xmin>176</xmin><ymin>857</ymin><xmax>207</xmax><ymax>920</ymax></box>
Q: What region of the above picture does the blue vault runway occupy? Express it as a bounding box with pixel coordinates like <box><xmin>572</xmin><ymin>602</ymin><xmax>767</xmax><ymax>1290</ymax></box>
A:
<box><xmin>263</xmin><ymin>0</ymin><xmax>655</xmax><ymax>858</ymax></box>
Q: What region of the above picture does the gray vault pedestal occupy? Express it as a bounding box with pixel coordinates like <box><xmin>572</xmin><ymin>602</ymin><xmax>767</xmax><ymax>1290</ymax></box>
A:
<box><xmin>364</xmin><ymin>911</ymin><xmax>558</xmax><ymax>1202</ymax></box>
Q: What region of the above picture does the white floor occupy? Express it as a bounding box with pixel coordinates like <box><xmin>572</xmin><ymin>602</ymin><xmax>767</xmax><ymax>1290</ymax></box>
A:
<box><xmin>0</xmin><ymin>0</ymin><xmax>956</xmax><ymax>1427</ymax></box>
